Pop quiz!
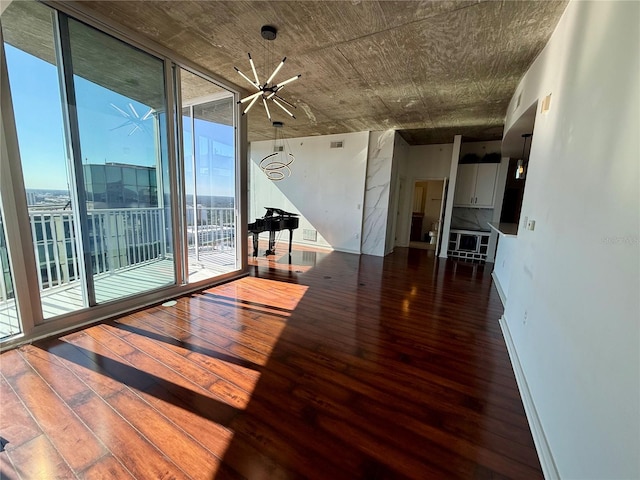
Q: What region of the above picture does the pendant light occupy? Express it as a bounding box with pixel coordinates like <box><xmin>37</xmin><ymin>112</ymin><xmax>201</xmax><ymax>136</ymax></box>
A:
<box><xmin>516</xmin><ymin>133</ymin><xmax>532</xmax><ymax>180</ymax></box>
<box><xmin>234</xmin><ymin>26</ymin><xmax>301</xmax><ymax>122</ymax></box>
<box><xmin>259</xmin><ymin>121</ymin><xmax>295</xmax><ymax>181</ymax></box>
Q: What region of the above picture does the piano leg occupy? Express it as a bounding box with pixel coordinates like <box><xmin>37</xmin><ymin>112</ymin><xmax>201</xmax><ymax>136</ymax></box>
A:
<box><xmin>252</xmin><ymin>233</ymin><xmax>259</xmax><ymax>257</ymax></box>
<box><xmin>266</xmin><ymin>231</ymin><xmax>276</xmax><ymax>255</ymax></box>
<box><xmin>288</xmin><ymin>228</ymin><xmax>294</xmax><ymax>256</ymax></box>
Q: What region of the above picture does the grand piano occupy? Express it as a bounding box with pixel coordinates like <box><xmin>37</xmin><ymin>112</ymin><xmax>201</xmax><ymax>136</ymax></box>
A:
<box><xmin>248</xmin><ymin>207</ymin><xmax>300</xmax><ymax>257</ymax></box>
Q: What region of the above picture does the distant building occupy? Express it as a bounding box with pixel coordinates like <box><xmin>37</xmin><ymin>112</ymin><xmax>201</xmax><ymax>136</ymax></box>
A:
<box><xmin>25</xmin><ymin>191</ymin><xmax>39</xmax><ymax>206</ymax></box>
<box><xmin>83</xmin><ymin>163</ymin><xmax>158</xmax><ymax>209</ymax></box>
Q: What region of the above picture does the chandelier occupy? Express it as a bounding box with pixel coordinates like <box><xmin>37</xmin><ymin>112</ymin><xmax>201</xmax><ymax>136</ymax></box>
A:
<box><xmin>235</xmin><ymin>26</ymin><xmax>301</xmax><ymax>121</ymax></box>
<box><xmin>259</xmin><ymin>121</ymin><xmax>295</xmax><ymax>181</ymax></box>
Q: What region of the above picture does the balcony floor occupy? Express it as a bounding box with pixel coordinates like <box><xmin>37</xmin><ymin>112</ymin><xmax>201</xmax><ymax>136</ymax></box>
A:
<box><xmin>0</xmin><ymin>248</ymin><xmax>237</xmax><ymax>339</ymax></box>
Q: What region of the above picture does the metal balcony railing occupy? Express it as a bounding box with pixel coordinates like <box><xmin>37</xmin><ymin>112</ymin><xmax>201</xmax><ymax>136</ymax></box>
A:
<box><xmin>185</xmin><ymin>205</ymin><xmax>235</xmax><ymax>261</ymax></box>
<box><xmin>0</xmin><ymin>206</ymin><xmax>236</xmax><ymax>307</ymax></box>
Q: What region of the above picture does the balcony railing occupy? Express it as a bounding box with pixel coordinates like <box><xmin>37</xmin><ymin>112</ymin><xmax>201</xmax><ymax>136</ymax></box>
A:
<box><xmin>185</xmin><ymin>205</ymin><xmax>235</xmax><ymax>261</ymax></box>
<box><xmin>0</xmin><ymin>206</ymin><xmax>235</xmax><ymax>307</ymax></box>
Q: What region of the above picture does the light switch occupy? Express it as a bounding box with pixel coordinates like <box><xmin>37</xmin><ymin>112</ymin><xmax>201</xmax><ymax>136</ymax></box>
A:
<box><xmin>527</xmin><ymin>220</ymin><xmax>536</xmax><ymax>231</ymax></box>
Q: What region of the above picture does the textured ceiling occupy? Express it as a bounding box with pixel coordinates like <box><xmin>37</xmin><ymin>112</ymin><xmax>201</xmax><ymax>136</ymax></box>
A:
<box><xmin>29</xmin><ymin>1</ymin><xmax>569</xmax><ymax>144</ymax></box>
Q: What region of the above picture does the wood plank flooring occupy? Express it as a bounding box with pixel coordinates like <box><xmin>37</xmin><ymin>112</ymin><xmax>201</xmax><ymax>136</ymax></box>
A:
<box><xmin>1</xmin><ymin>249</ymin><xmax>238</xmax><ymax>339</ymax></box>
<box><xmin>0</xmin><ymin>247</ymin><xmax>542</xmax><ymax>479</ymax></box>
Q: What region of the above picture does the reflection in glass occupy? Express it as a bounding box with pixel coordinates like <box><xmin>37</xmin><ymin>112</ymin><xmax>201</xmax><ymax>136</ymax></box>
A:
<box><xmin>68</xmin><ymin>18</ymin><xmax>175</xmax><ymax>303</ymax></box>
<box><xmin>181</xmin><ymin>69</ymin><xmax>237</xmax><ymax>282</ymax></box>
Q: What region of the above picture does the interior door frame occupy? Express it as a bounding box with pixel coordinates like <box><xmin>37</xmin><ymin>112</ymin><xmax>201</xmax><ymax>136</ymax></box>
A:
<box><xmin>435</xmin><ymin>178</ymin><xmax>449</xmax><ymax>256</ymax></box>
<box><xmin>406</xmin><ymin>177</ymin><xmax>447</xmax><ymax>247</ymax></box>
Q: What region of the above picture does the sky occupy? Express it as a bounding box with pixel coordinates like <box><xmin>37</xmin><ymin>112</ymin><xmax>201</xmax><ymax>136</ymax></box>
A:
<box><xmin>5</xmin><ymin>43</ymin><xmax>235</xmax><ymax>197</ymax></box>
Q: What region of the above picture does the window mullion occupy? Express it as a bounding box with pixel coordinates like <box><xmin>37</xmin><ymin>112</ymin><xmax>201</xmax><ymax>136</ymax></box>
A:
<box><xmin>53</xmin><ymin>12</ymin><xmax>95</xmax><ymax>307</ymax></box>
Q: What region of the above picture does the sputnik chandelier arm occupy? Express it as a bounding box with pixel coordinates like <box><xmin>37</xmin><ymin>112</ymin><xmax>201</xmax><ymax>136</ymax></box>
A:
<box><xmin>234</xmin><ymin>25</ymin><xmax>301</xmax><ymax>121</ymax></box>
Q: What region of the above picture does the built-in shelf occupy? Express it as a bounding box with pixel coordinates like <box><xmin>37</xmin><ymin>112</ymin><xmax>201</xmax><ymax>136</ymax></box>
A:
<box><xmin>448</xmin><ymin>229</ymin><xmax>491</xmax><ymax>263</ymax></box>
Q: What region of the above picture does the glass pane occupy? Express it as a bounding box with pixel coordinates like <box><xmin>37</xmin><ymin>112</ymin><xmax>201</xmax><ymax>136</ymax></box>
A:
<box><xmin>68</xmin><ymin>18</ymin><xmax>175</xmax><ymax>303</ymax></box>
<box><xmin>181</xmin><ymin>70</ymin><xmax>237</xmax><ymax>282</ymax></box>
<box><xmin>2</xmin><ymin>1</ymin><xmax>88</xmax><ymax>319</ymax></box>
<box><xmin>0</xmin><ymin>201</ymin><xmax>20</xmax><ymax>340</ymax></box>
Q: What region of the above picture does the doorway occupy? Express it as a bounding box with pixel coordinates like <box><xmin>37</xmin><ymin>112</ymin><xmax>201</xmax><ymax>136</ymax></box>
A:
<box><xmin>409</xmin><ymin>179</ymin><xmax>446</xmax><ymax>252</ymax></box>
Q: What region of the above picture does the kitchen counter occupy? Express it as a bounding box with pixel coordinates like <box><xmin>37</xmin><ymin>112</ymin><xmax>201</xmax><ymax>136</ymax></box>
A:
<box><xmin>488</xmin><ymin>222</ymin><xmax>518</xmax><ymax>237</ymax></box>
<box><xmin>449</xmin><ymin>228</ymin><xmax>491</xmax><ymax>235</ymax></box>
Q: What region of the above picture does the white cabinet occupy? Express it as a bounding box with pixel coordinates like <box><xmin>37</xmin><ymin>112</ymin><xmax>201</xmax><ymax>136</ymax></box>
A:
<box><xmin>453</xmin><ymin>163</ymin><xmax>498</xmax><ymax>207</ymax></box>
<box><xmin>453</xmin><ymin>165</ymin><xmax>477</xmax><ymax>206</ymax></box>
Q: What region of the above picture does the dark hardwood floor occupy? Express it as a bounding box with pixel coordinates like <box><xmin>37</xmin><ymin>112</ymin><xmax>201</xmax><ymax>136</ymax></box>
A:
<box><xmin>0</xmin><ymin>247</ymin><xmax>542</xmax><ymax>479</ymax></box>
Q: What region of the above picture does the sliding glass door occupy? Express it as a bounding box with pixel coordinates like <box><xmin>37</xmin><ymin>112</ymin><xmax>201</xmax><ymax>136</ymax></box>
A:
<box><xmin>0</xmin><ymin>0</ymin><xmax>241</xmax><ymax>344</ymax></box>
<box><xmin>67</xmin><ymin>17</ymin><xmax>175</xmax><ymax>303</ymax></box>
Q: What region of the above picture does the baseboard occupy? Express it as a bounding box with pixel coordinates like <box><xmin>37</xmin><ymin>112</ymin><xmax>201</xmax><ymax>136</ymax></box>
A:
<box><xmin>499</xmin><ymin>316</ymin><xmax>560</xmax><ymax>480</ymax></box>
<box><xmin>491</xmin><ymin>271</ymin><xmax>507</xmax><ymax>307</ymax></box>
<box><xmin>332</xmin><ymin>247</ymin><xmax>360</xmax><ymax>255</ymax></box>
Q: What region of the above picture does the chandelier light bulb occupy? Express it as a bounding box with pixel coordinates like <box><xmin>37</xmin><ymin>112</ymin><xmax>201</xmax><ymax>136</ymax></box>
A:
<box><xmin>262</xmin><ymin>98</ymin><xmax>272</xmax><ymax>121</ymax></box>
<box><xmin>248</xmin><ymin>53</ymin><xmax>260</xmax><ymax>86</ymax></box>
<box><xmin>266</xmin><ymin>57</ymin><xmax>286</xmax><ymax>85</ymax></box>
<box><xmin>276</xmin><ymin>75</ymin><xmax>301</xmax><ymax>89</ymax></box>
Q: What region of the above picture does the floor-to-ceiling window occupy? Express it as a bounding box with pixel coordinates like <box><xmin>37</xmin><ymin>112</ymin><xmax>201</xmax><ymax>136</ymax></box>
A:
<box><xmin>0</xmin><ymin>1</ymin><xmax>242</xmax><ymax>345</ymax></box>
<box><xmin>2</xmin><ymin>1</ymin><xmax>87</xmax><ymax>320</ymax></box>
<box><xmin>181</xmin><ymin>69</ymin><xmax>238</xmax><ymax>282</ymax></box>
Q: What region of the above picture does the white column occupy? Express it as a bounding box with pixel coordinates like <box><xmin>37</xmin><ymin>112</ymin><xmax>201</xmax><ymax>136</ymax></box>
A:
<box><xmin>439</xmin><ymin>135</ymin><xmax>462</xmax><ymax>258</ymax></box>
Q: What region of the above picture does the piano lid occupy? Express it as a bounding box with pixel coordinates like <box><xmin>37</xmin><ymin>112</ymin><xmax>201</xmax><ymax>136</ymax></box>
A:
<box><xmin>264</xmin><ymin>207</ymin><xmax>299</xmax><ymax>217</ymax></box>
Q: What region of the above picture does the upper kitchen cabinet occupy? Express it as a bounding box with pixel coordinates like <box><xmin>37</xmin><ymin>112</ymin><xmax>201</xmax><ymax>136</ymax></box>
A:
<box><xmin>453</xmin><ymin>163</ymin><xmax>499</xmax><ymax>207</ymax></box>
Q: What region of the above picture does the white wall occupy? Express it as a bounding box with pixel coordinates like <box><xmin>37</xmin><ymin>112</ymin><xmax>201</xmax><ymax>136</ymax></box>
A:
<box><xmin>249</xmin><ymin>131</ymin><xmax>369</xmax><ymax>254</ymax></box>
<box><xmin>459</xmin><ymin>140</ymin><xmax>502</xmax><ymax>158</ymax></box>
<box><xmin>407</xmin><ymin>143</ymin><xmax>453</xmax><ymax>179</ymax></box>
<box><xmin>503</xmin><ymin>1</ymin><xmax>639</xmax><ymax>478</ymax></box>
<box><xmin>492</xmin><ymin>233</ymin><xmax>517</xmax><ymax>304</ymax></box>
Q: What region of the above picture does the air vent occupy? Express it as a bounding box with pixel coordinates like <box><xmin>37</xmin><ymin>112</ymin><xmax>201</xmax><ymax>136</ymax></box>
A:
<box><xmin>330</xmin><ymin>141</ymin><xmax>344</xmax><ymax>149</ymax></box>
<box><xmin>273</xmin><ymin>145</ymin><xmax>284</xmax><ymax>152</ymax></box>
<box><xmin>303</xmin><ymin>229</ymin><xmax>317</xmax><ymax>241</ymax></box>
